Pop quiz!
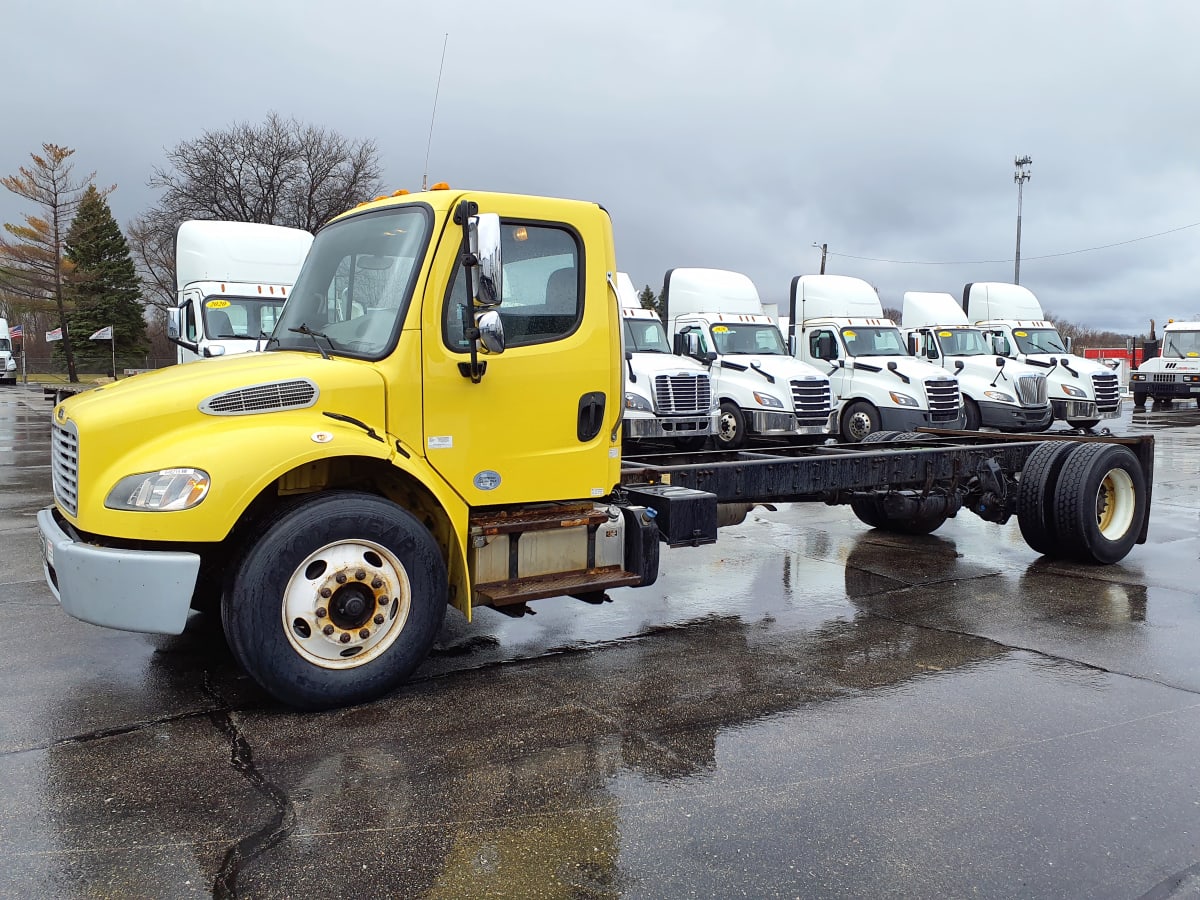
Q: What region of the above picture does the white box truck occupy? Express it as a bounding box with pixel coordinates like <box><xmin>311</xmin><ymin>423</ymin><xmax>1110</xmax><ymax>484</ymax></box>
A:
<box><xmin>962</xmin><ymin>282</ymin><xmax>1121</xmax><ymax>429</ymax></box>
<box><xmin>787</xmin><ymin>275</ymin><xmax>965</xmax><ymax>441</ymax></box>
<box><xmin>1129</xmin><ymin>319</ymin><xmax>1200</xmax><ymax>410</ymax></box>
<box><xmin>663</xmin><ymin>268</ymin><xmax>836</xmax><ymax>450</ymax></box>
<box><xmin>615</xmin><ymin>273</ymin><xmax>717</xmax><ymax>449</ymax></box>
<box><xmin>167</xmin><ymin>220</ymin><xmax>314</xmax><ymax>363</ymax></box>
<box><xmin>902</xmin><ymin>291</ymin><xmax>1053</xmax><ymax>431</ymax></box>
<box><xmin>0</xmin><ymin>319</ymin><xmax>15</xmax><ymax>385</ymax></box>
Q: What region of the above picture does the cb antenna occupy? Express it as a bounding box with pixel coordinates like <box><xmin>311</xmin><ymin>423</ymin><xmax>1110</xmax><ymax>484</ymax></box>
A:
<box><xmin>422</xmin><ymin>33</ymin><xmax>450</xmax><ymax>192</ymax></box>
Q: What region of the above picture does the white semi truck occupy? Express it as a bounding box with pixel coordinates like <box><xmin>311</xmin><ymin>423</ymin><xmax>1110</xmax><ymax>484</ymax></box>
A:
<box><xmin>787</xmin><ymin>275</ymin><xmax>965</xmax><ymax>441</ymax></box>
<box><xmin>0</xmin><ymin>319</ymin><xmax>15</xmax><ymax>385</ymax></box>
<box><xmin>901</xmin><ymin>291</ymin><xmax>1053</xmax><ymax>432</ymax></box>
<box><xmin>962</xmin><ymin>282</ymin><xmax>1121</xmax><ymax>430</ymax></box>
<box><xmin>1129</xmin><ymin>319</ymin><xmax>1200</xmax><ymax>410</ymax></box>
<box><xmin>616</xmin><ymin>273</ymin><xmax>717</xmax><ymax>449</ymax></box>
<box><xmin>167</xmin><ymin>220</ymin><xmax>314</xmax><ymax>364</ymax></box>
<box><xmin>663</xmin><ymin>268</ymin><xmax>836</xmax><ymax>450</ymax></box>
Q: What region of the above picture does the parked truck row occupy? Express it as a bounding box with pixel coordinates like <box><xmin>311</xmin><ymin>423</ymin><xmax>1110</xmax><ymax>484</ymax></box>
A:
<box><xmin>37</xmin><ymin>187</ymin><xmax>1153</xmax><ymax>711</ymax></box>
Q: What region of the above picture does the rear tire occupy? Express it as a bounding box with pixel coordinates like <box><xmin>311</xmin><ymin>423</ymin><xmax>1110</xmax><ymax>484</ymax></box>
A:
<box><xmin>1016</xmin><ymin>441</ymin><xmax>1076</xmax><ymax>556</ymax></box>
<box><xmin>1051</xmin><ymin>443</ymin><xmax>1147</xmax><ymax>564</ymax></box>
<box><xmin>222</xmin><ymin>491</ymin><xmax>448</xmax><ymax>709</ymax></box>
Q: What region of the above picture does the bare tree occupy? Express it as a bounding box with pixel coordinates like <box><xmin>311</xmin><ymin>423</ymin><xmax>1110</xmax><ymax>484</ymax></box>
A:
<box><xmin>1</xmin><ymin>144</ymin><xmax>107</xmax><ymax>381</ymax></box>
<box><xmin>131</xmin><ymin>113</ymin><xmax>384</xmax><ymax>310</ymax></box>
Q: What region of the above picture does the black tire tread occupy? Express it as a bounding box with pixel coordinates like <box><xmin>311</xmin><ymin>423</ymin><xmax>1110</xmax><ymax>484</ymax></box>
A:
<box><xmin>1016</xmin><ymin>441</ymin><xmax>1076</xmax><ymax>556</ymax></box>
<box><xmin>1051</xmin><ymin>443</ymin><xmax>1147</xmax><ymax>564</ymax></box>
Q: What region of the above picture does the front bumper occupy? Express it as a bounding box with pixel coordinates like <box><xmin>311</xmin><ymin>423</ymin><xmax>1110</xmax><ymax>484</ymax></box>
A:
<box><xmin>748</xmin><ymin>409</ymin><xmax>838</xmax><ymax>436</ymax></box>
<box><xmin>878</xmin><ymin>407</ymin><xmax>966</xmax><ymax>432</ymax></box>
<box><xmin>1051</xmin><ymin>399</ymin><xmax>1122</xmax><ymax>421</ymax></box>
<box><xmin>624</xmin><ymin>411</ymin><xmax>717</xmax><ymax>440</ymax></box>
<box><xmin>978</xmin><ymin>401</ymin><xmax>1055</xmax><ymax>432</ymax></box>
<box><xmin>1130</xmin><ymin>381</ymin><xmax>1200</xmax><ymax>399</ymax></box>
<box><xmin>37</xmin><ymin>506</ymin><xmax>200</xmax><ymax>635</ymax></box>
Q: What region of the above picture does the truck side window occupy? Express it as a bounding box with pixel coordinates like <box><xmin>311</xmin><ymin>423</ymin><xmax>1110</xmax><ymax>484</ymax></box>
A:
<box><xmin>442</xmin><ymin>222</ymin><xmax>583</xmax><ymax>350</ymax></box>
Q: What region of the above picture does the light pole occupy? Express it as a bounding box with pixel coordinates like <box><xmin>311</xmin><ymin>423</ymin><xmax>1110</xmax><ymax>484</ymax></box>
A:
<box><xmin>1013</xmin><ymin>155</ymin><xmax>1032</xmax><ymax>284</ymax></box>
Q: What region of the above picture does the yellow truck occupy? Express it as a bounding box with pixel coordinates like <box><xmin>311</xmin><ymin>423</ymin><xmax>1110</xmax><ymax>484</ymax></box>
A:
<box><xmin>38</xmin><ymin>187</ymin><xmax>1155</xmax><ymax>709</ymax></box>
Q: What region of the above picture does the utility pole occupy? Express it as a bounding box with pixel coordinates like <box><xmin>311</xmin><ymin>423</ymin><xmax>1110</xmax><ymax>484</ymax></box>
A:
<box><xmin>812</xmin><ymin>242</ymin><xmax>828</xmax><ymax>274</ymax></box>
<box><xmin>1013</xmin><ymin>155</ymin><xmax>1032</xmax><ymax>284</ymax></box>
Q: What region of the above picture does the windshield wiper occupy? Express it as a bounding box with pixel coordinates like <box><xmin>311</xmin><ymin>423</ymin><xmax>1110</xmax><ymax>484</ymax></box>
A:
<box><xmin>288</xmin><ymin>323</ymin><xmax>333</xmax><ymax>360</ymax></box>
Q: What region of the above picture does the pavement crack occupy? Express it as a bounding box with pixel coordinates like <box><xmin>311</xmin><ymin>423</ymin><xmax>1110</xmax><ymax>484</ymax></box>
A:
<box><xmin>0</xmin><ymin>708</ymin><xmax>221</xmax><ymax>757</ymax></box>
<box><xmin>202</xmin><ymin>672</ymin><xmax>296</xmax><ymax>900</ymax></box>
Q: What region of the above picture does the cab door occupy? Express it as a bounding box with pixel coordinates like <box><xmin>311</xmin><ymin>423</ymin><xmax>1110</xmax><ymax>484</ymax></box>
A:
<box><xmin>421</xmin><ymin>197</ymin><xmax>621</xmax><ymax>506</ymax></box>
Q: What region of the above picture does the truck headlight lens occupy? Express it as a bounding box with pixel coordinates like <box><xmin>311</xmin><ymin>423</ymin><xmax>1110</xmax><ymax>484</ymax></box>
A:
<box><xmin>1060</xmin><ymin>384</ymin><xmax>1087</xmax><ymax>398</ymax></box>
<box><xmin>105</xmin><ymin>468</ymin><xmax>211</xmax><ymax>511</ymax></box>
<box><xmin>753</xmin><ymin>391</ymin><xmax>785</xmax><ymax>408</ymax></box>
<box><xmin>1130</xmin><ymin>373</ymin><xmax>1146</xmax><ymax>381</ymax></box>
<box><xmin>983</xmin><ymin>390</ymin><xmax>1015</xmax><ymax>402</ymax></box>
<box><xmin>888</xmin><ymin>391</ymin><xmax>919</xmax><ymax>408</ymax></box>
<box><xmin>624</xmin><ymin>391</ymin><xmax>653</xmax><ymax>412</ymax></box>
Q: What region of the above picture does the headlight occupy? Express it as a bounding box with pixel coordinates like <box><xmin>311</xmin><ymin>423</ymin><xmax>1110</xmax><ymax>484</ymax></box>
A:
<box><xmin>624</xmin><ymin>391</ymin><xmax>653</xmax><ymax>412</ymax></box>
<box><xmin>888</xmin><ymin>391</ymin><xmax>919</xmax><ymax>408</ymax></box>
<box><xmin>753</xmin><ymin>391</ymin><xmax>785</xmax><ymax>408</ymax></box>
<box><xmin>1130</xmin><ymin>373</ymin><xmax>1146</xmax><ymax>381</ymax></box>
<box><xmin>1185</xmin><ymin>375</ymin><xmax>1200</xmax><ymax>383</ymax></box>
<box><xmin>1060</xmin><ymin>384</ymin><xmax>1087</xmax><ymax>398</ymax></box>
<box><xmin>983</xmin><ymin>390</ymin><xmax>1015</xmax><ymax>402</ymax></box>
<box><xmin>105</xmin><ymin>468</ymin><xmax>211</xmax><ymax>511</ymax></box>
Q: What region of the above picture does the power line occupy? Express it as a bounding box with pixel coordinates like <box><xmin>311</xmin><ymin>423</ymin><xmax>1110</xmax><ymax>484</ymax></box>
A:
<box><xmin>824</xmin><ymin>220</ymin><xmax>1200</xmax><ymax>266</ymax></box>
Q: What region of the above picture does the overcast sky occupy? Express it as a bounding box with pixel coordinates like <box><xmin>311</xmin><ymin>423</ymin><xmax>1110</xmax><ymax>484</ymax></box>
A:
<box><xmin>5</xmin><ymin>0</ymin><xmax>1199</xmax><ymax>335</ymax></box>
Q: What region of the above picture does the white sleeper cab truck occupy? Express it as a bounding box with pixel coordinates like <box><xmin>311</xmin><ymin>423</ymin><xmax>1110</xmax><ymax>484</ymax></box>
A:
<box><xmin>616</xmin><ymin>272</ymin><xmax>717</xmax><ymax>449</ymax></box>
<box><xmin>788</xmin><ymin>275</ymin><xmax>965</xmax><ymax>442</ymax></box>
<box><xmin>0</xmin><ymin>319</ymin><xmax>15</xmax><ymax>385</ymax></box>
<box><xmin>901</xmin><ymin>291</ymin><xmax>1052</xmax><ymax>432</ymax></box>
<box><xmin>1130</xmin><ymin>319</ymin><xmax>1200</xmax><ymax>410</ymax></box>
<box><xmin>663</xmin><ymin>267</ymin><xmax>836</xmax><ymax>450</ymax></box>
<box><xmin>962</xmin><ymin>282</ymin><xmax>1121</xmax><ymax>430</ymax></box>
<box><xmin>168</xmin><ymin>220</ymin><xmax>314</xmax><ymax>364</ymax></box>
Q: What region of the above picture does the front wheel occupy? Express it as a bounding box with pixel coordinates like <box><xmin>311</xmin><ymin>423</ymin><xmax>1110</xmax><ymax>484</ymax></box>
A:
<box><xmin>963</xmin><ymin>398</ymin><xmax>982</xmax><ymax>431</ymax></box>
<box><xmin>222</xmin><ymin>491</ymin><xmax>448</xmax><ymax>709</ymax></box>
<box><xmin>841</xmin><ymin>401</ymin><xmax>881</xmax><ymax>443</ymax></box>
<box><xmin>1067</xmin><ymin>418</ymin><xmax>1100</xmax><ymax>430</ymax></box>
<box><xmin>715</xmin><ymin>400</ymin><xmax>749</xmax><ymax>450</ymax></box>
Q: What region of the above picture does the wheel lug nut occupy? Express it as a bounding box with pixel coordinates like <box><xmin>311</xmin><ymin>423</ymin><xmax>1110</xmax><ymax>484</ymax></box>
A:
<box><xmin>336</xmin><ymin>573</ymin><xmax>347</xmax><ymax>584</ymax></box>
<box><xmin>371</xmin><ymin>577</ymin><xmax>383</xmax><ymax>589</ymax></box>
<box><xmin>320</xmin><ymin>588</ymin><xmax>332</xmax><ymax>598</ymax></box>
<box><xmin>378</xmin><ymin>596</ymin><xmax>390</xmax><ymax>607</ymax></box>
<box><xmin>323</xmin><ymin>624</ymin><xmax>334</xmax><ymax>636</ymax></box>
<box><xmin>359</xmin><ymin>628</ymin><xmax>370</xmax><ymax>639</ymax></box>
<box><xmin>373</xmin><ymin>614</ymin><xmax>384</xmax><ymax>625</ymax></box>
<box><xmin>339</xmin><ymin>633</ymin><xmax>351</xmax><ymax>643</ymax></box>
<box><xmin>316</xmin><ymin>607</ymin><xmax>327</xmax><ymax>618</ymax></box>
<box><xmin>355</xmin><ymin>569</ymin><xmax>366</xmax><ymax>580</ymax></box>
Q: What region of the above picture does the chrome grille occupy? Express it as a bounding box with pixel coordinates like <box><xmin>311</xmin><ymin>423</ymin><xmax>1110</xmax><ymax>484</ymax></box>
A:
<box><xmin>1015</xmin><ymin>374</ymin><xmax>1048</xmax><ymax>406</ymax></box>
<box><xmin>653</xmin><ymin>374</ymin><xmax>711</xmax><ymax>414</ymax></box>
<box><xmin>51</xmin><ymin>420</ymin><xmax>79</xmax><ymax>517</ymax></box>
<box><xmin>1091</xmin><ymin>372</ymin><xmax>1120</xmax><ymax>411</ymax></box>
<box><xmin>791</xmin><ymin>378</ymin><xmax>833</xmax><ymax>423</ymax></box>
<box><xmin>200</xmin><ymin>379</ymin><xmax>319</xmax><ymax>416</ymax></box>
<box><xmin>925</xmin><ymin>378</ymin><xmax>962</xmax><ymax>422</ymax></box>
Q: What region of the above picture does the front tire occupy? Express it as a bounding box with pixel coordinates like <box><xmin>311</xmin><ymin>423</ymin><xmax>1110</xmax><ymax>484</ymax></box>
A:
<box><xmin>1067</xmin><ymin>418</ymin><xmax>1100</xmax><ymax>430</ymax></box>
<box><xmin>222</xmin><ymin>491</ymin><xmax>448</xmax><ymax>709</ymax></box>
<box><xmin>963</xmin><ymin>398</ymin><xmax>982</xmax><ymax>431</ymax></box>
<box><xmin>841</xmin><ymin>401</ymin><xmax>881</xmax><ymax>443</ymax></box>
<box><xmin>715</xmin><ymin>400</ymin><xmax>749</xmax><ymax>450</ymax></box>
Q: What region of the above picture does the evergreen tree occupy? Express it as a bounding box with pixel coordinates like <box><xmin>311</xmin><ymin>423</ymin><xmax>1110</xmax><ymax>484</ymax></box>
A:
<box><xmin>638</xmin><ymin>284</ymin><xmax>664</xmax><ymax>320</ymax></box>
<box><xmin>64</xmin><ymin>185</ymin><xmax>147</xmax><ymax>373</ymax></box>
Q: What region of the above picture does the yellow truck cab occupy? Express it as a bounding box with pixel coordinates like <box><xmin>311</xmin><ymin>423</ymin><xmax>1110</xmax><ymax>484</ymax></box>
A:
<box><xmin>38</xmin><ymin>187</ymin><xmax>1157</xmax><ymax>710</ymax></box>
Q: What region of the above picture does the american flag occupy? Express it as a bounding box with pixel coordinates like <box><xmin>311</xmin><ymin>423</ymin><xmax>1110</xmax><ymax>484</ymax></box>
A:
<box><xmin>8</xmin><ymin>324</ymin><xmax>21</xmax><ymax>340</ymax></box>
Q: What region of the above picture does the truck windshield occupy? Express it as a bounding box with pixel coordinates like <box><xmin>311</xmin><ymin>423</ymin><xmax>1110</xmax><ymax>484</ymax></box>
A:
<box><xmin>1163</xmin><ymin>329</ymin><xmax>1200</xmax><ymax>358</ymax></box>
<box><xmin>935</xmin><ymin>327</ymin><xmax>991</xmax><ymax>356</ymax></box>
<box><xmin>710</xmin><ymin>323</ymin><xmax>786</xmax><ymax>355</ymax></box>
<box><xmin>840</xmin><ymin>325</ymin><xmax>906</xmax><ymax>357</ymax></box>
<box><xmin>1011</xmin><ymin>328</ymin><xmax>1066</xmax><ymax>354</ymax></box>
<box><xmin>0</xmin><ymin>339</ymin><xmax>9</xmax><ymax>352</ymax></box>
<box><xmin>202</xmin><ymin>297</ymin><xmax>287</xmax><ymax>339</ymax></box>
<box><xmin>269</xmin><ymin>207</ymin><xmax>430</xmax><ymax>359</ymax></box>
<box><xmin>623</xmin><ymin>317</ymin><xmax>672</xmax><ymax>353</ymax></box>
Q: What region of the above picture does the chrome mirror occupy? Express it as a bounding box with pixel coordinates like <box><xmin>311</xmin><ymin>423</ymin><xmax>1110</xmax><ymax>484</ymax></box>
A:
<box><xmin>477</xmin><ymin>309</ymin><xmax>505</xmax><ymax>354</ymax></box>
<box><xmin>468</xmin><ymin>213</ymin><xmax>502</xmax><ymax>308</ymax></box>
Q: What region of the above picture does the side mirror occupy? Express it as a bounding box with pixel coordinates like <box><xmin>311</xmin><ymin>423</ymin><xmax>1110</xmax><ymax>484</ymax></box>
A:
<box><xmin>991</xmin><ymin>336</ymin><xmax>1010</xmax><ymax>356</ymax></box>
<box><xmin>906</xmin><ymin>334</ymin><xmax>918</xmax><ymax>356</ymax></box>
<box><xmin>203</xmin><ymin>345</ymin><xmax>226</xmax><ymax>358</ymax></box>
<box><xmin>166</xmin><ymin>308</ymin><xmax>181</xmax><ymax>341</ymax></box>
<box><xmin>468</xmin><ymin>213</ymin><xmax>502</xmax><ymax>308</ymax></box>
<box><xmin>476</xmin><ymin>309</ymin><xmax>505</xmax><ymax>354</ymax></box>
<box><xmin>1064</xmin><ymin>335</ymin><xmax>1074</xmax><ymax>353</ymax></box>
<box><xmin>954</xmin><ymin>359</ymin><xmax>965</xmax><ymax>373</ymax></box>
<box><xmin>995</xmin><ymin>356</ymin><xmax>1006</xmax><ymax>367</ymax></box>
<box><xmin>676</xmin><ymin>332</ymin><xmax>703</xmax><ymax>357</ymax></box>
<box><xmin>815</xmin><ymin>332</ymin><xmax>835</xmax><ymax>360</ymax></box>
<box><xmin>703</xmin><ymin>351</ymin><xmax>718</xmax><ymax>364</ymax></box>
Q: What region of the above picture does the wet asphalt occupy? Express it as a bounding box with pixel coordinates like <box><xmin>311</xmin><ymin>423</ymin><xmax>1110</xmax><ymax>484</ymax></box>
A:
<box><xmin>1</xmin><ymin>384</ymin><xmax>1198</xmax><ymax>899</ymax></box>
